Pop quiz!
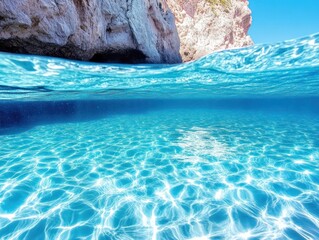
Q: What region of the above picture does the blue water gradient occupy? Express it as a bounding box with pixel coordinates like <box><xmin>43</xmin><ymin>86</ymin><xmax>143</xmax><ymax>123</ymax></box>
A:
<box><xmin>1</xmin><ymin>34</ymin><xmax>319</xmax><ymax>240</ymax></box>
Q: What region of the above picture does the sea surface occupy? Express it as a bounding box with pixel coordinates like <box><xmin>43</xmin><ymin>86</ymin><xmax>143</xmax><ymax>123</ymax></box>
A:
<box><xmin>0</xmin><ymin>33</ymin><xmax>319</xmax><ymax>240</ymax></box>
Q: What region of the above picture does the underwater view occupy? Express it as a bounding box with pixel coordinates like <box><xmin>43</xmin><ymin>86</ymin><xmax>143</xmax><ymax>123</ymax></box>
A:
<box><xmin>1</xmin><ymin>33</ymin><xmax>319</xmax><ymax>239</ymax></box>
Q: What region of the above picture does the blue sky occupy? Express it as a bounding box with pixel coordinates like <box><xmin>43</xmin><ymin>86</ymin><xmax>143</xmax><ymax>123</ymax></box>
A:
<box><xmin>249</xmin><ymin>0</ymin><xmax>319</xmax><ymax>44</ymax></box>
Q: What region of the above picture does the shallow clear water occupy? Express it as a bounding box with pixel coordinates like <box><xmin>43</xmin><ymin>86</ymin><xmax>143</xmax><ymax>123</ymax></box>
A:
<box><xmin>1</xmin><ymin>34</ymin><xmax>319</xmax><ymax>240</ymax></box>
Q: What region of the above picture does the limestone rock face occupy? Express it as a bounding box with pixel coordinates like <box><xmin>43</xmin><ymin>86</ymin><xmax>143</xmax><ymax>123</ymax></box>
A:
<box><xmin>0</xmin><ymin>0</ymin><xmax>182</xmax><ymax>63</ymax></box>
<box><xmin>166</xmin><ymin>0</ymin><xmax>253</xmax><ymax>61</ymax></box>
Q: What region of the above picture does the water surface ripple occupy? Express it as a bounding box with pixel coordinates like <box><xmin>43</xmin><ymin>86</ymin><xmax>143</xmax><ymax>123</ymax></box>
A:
<box><xmin>0</xmin><ymin>33</ymin><xmax>319</xmax><ymax>100</ymax></box>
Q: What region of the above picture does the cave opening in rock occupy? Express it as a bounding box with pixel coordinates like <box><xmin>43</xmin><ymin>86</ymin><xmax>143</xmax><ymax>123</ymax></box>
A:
<box><xmin>90</xmin><ymin>49</ymin><xmax>147</xmax><ymax>64</ymax></box>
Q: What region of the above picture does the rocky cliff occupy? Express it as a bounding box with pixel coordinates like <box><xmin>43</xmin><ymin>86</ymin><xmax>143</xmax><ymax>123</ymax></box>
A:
<box><xmin>166</xmin><ymin>0</ymin><xmax>253</xmax><ymax>61</ymax></box>
<box><xmin>0</xmin><ymin>0</ymin><xmax>181</xmax><ymax>63</ymax></box>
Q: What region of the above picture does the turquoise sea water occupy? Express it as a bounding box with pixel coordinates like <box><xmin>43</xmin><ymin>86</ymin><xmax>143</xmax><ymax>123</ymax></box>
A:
<box><xmin>1</xmin><ymin>33</ymin><xmax>319</xmax><ymax>239</ymax></box>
